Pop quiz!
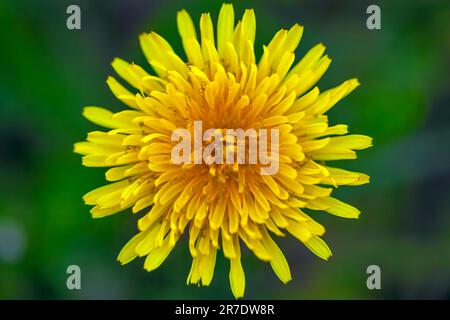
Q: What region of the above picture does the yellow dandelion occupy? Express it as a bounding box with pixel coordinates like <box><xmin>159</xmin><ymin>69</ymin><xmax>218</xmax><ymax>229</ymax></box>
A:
<box><xmin>74</xmin><ymin>3</ymin><xmax>372</xmax><ymax>298</ymax></box>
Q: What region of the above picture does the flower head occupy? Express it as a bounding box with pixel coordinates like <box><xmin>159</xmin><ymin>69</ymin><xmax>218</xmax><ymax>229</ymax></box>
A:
<box><xmin>74</xmin><ymin>3</ymin><xmax>372</xmax><ymax>298</ymax></box>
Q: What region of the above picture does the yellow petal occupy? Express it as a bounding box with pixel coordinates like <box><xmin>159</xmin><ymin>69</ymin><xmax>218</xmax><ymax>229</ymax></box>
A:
<box><xmin>261</xmin><ymin>228</ymin><xmax>292</xmax><ymax>284</ymax></box>
<box><xmin>117</xmin><ymin>231</ymin><xmax>147</xmax><ymax>264</ymax></box>
<box><xmin>285</xmin><ymin>24</ymin><xmax>304</xmax><ymax>52</ymax></box>
<box><xmin>308</xmin><ymin>196</ymin><xmax>361</xmax><ymax>218</ymax></box>
<box><xmin>82</xmin><ymin>107</ymin><xmax>126</xmax><ymax>129</ymax></box>
<box><xmin>217</xmin><ymin>3</ymin><xmax>235</xmax><ymax>56</ymax></box>
<box><xmin>106</xmin><ymin>76</ymin><xmax>138</xmax><ymax>109</ymax></box>
<box><xmin>229</xmin><ymin>235</ymin><xmax>245</xmax><ymax>299</ymax></box>
<box><xmin>144</xmin><ymin>235</ymin><xmax>176</xmax><ymax>271</ymax></box>
<box><xmin>177</xmin><ymin>9</ymin><xmax>197</xmax><ymax>40</ymax></box>
<box><xmin>304</xmin><ymin>235</ymin><xmax>332</xmax><ymax>260</ymax></box>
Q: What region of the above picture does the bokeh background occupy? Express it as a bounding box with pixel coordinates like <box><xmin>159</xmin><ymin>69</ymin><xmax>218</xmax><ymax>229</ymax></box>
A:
<box><xmin>1</xmin><ymin>0</ymin><xmax>449</xmax><ymax>299</ymax></box>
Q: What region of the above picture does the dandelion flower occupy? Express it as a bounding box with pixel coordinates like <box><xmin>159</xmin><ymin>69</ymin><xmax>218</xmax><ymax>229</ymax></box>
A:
<box><xmin>74</xmin><ymin>3</ymin><xmax>372</xmax><ymax>298</ymax></box>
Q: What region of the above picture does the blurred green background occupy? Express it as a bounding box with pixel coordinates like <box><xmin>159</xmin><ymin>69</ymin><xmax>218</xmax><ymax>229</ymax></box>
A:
<box><xmin>1</xmin><ymin>0</ymin><xmax>449</xmax><ymax>299</ymax></box>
